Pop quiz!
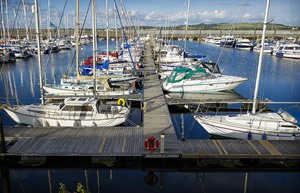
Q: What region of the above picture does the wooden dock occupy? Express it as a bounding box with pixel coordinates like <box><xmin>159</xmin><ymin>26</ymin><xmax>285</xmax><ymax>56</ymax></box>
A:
<box><xmin>1</xmin><ymin>41</ymin><xmax>300</xmax><ymax>169</ymax></box>
<box><xmin>142</xmin><ymin>42</ymin><xmax>181</xmax><ymax>158</ymax></box>
<box><xmin>2</xmin><ymin>126</ymin><xmax>143</xmax><ymax>157</ymax></box>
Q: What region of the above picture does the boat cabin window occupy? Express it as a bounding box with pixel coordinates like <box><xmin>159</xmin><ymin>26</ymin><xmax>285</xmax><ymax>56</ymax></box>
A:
<box><xmin>285</xmin><ymin>47</ymin><xmax>294</xmax><ymax>50</ymax></box>
<box><xmin>280</xmin><ymin>125</ymin><xmax>298</xmax><ymax>128</ymax></box>
<box><xmin>190</xmin><ymin>72</ymin><xmax>208</xmax><ymax>80</ymax></box>
<box><xmin>62</xmin><ymin>105</ymin><xmax>75</xmax><ymax>111</ymax></box>
<box><xmin>81</xmin><ymin>105</ymin><xmax>93</xmax><ymax>111</ymax></box>
<box><xmin>62</xmin><ymin>105</ymin><xmax>93</xmax><ymax>111</ymax></box>
<box><xmin>78</xmin><ymin>98</ymin><xmax>88</xmax><ymax>101</ymax></box>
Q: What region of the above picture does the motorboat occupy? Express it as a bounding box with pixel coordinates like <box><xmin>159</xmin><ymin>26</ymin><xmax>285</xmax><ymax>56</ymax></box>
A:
<box><xmin>161</xmin><ymin>67</ymin><xmax>248</xmax><ymax>93</ymax></box>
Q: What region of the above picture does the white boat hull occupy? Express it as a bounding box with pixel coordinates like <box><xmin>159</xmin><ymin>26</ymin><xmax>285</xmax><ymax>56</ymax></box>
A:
<box><xmin>274</xmin><ymin>52</ymin><xmax>300</xmax><ymax>59</ymax></box>
<box><xmin>3</xmin><ymin>104</ymin><xmax>129</xmax><ymax>127</ymax></box>
<box><xmin>162</xmin><ymin>76</ymin><xmax>247</xmax><ymax>93</ymax></box>
<box><xmin>194</xmin><ymin>113</ymin><xmax>300</xmax><ymax>140</ymax></box>
<box><xmin>43</xmin><ymin>85</ymin><xmax>131</xmax><ymax>96</ymax></box>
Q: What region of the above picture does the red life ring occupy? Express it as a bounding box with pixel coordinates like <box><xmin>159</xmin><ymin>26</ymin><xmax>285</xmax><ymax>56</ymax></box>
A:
<box><xmin>144</xmin><ymin>136</ymin><xmax>159</xmax><ymax>150</ymax></box>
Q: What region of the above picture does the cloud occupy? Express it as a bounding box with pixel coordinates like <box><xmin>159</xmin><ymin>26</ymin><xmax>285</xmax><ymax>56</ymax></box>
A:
<box><xmin>198</xmin><ymin>10</ymin><xmax>228</xmax><ymax>19</ymax></box>
<box><xmin>242</xmin><ymin>13</ymin><xmax>257</xmax><ymax>19</ymax></box>
<box><xmin>144</xmin><ymin>11</ymin><xmax>164</xmax><ymax>21</ymax></box>
<box><xmin>127</xmin><ymin>9</ymin><xmax>140</xmax><ymax>17</ymax></box>
<box><xmin>142</xmin><ymin>9</ymin><xmax>229</xmax><ymax>24</ymax></box>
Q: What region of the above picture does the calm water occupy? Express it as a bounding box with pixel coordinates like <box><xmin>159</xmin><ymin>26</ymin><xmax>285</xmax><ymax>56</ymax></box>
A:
<box><xmin>1</xmin><ymin>40</ymin><xmax>300</xmax><ymax>193</ymax></box>
<box><xmin>1</xmin><ymin>169</ymin><xmax>299</xmax><ymax>193</ymax></box>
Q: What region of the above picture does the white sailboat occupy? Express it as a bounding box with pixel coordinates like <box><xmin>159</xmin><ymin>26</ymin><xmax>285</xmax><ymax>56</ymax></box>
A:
<box><xmin>193</xmin><ymin>0</ymin><xmax>300</xmax><ymax>140</ymax></box>
<box><xmin>4</xmin><ymin>97</ymin><xmax>130</xmax><ymax>127</ymax></box>
<box><xmin>43</xmin><ymin>0</ymin><xmax>137</xmax><ymax>96</ymax></box>
<box><xmin>43</xmin><ymin>81</ymin><xmax>133</xmax><ymax>96</ymax></box>
<box><xmin>3</xmin><ymin>0</ymin><xmax>130</xmax><ymax>127</ymax></box>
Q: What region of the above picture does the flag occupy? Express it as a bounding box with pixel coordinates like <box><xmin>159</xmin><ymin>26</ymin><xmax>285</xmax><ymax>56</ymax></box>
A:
<box><xmin>50</xmin><ymin>21</ymin><xmax>57</xmax><ymax>29</ymax></box>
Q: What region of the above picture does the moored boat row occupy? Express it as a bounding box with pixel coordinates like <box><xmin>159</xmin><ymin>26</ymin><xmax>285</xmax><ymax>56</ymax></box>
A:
<box><xmin>202</xmin><ymin>34</ymin><xmax>300</xmax><ymax>59</ymax></box>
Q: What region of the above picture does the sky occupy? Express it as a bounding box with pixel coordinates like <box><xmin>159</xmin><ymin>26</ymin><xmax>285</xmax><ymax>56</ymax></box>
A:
<box><xmin>5</xmin><ymin>0</ymin><xmax>300</xmax><ymax>29</ymax></box>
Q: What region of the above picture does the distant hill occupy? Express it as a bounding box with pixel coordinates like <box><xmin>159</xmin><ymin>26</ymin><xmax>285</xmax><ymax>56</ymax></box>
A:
<box><xmin>139</xmin><ymin>23</ymin><xmax>295</xmax><ymax>30</ymax></box>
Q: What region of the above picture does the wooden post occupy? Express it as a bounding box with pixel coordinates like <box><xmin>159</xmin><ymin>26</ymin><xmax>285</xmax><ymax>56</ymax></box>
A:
<box><xmin>160</xmin><ymin>133</ymin><xmax>165</xmax><ymax>154</ymax></box>
<box><xmin>159</xmin><ymin>171</ymin><xmax>164</xmax><ymax>190</ymax></box>
<box><xmin>1</xmin><ymin>169</ymin><xmax>11</xmax><ymax>193</ymax></box>
<box><xmin>0</xmin><ymin>117</ymin><xmax>6</xmax><ymax>153</ymax></box>
<box><xmin>157</xmin><ymin>41</ymin><xmax>161</xmax><ymax>73</ymax></box>
<box><xmin>143</xmin><ymin>102</ymin><xmax>147</xmax><ymax>113</ymax></box>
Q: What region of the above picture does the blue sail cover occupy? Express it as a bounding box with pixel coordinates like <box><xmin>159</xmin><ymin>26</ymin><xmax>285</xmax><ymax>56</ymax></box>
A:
<box><xmin>80</xmin><ymin>60</ymin><xmax>109</xmax><ymax>76</ymax></box>
<box><xmin>124</xmin><ymin>44</ymin><xmax>131</xmax><ymax>49</ymax></box>
<box><xmin>102</xmin><ymin>60</ymin><xmax>109</xmax><ymax>69</ymax></box>
<box><xmin>183</xmin><ymin>52</ymin><xmax>207</xmax><ymax>59</ymax></box>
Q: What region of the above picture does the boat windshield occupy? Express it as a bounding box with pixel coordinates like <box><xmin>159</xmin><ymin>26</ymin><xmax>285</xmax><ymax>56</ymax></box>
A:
<box><xmin>190</xmin><ymin>71</ymin><xmax>211</xmax><ymax>80</ymax></box>
<box><xmin>173</xmin><ymin>72</ymin><xmax>187</xmax><ymax>81</ymax></box>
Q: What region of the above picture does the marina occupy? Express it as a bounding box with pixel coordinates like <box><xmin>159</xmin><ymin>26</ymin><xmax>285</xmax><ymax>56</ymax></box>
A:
<box><xmin>0</xmin><ymin>0</ymin><xmax>300</xmax><ymax>192</ymax></box>
<box><xmin>1</xmin><ymin>42</ymin><xmax>300</xmax><ymax>169</ymax></box>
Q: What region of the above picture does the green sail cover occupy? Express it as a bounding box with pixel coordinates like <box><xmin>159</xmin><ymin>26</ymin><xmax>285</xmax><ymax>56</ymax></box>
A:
<box><xmin>167</xmin><ymin>68</ymin><xmax>207</xmax><ymax>83</ymax></box>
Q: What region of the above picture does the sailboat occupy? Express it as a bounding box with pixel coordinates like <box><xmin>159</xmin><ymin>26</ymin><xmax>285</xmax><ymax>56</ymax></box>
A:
<box><xmin>2</xmin><ymin>0</ymin><xmax>130</xmax><ymax>127</ymax></box>
<box><xmin>42</xmin><ymin>0</ymin><xmax>137</xmax><ymax>96</ymax></box>
<box><xmin>193</xmin><ymin>0</ymin><xmax>300</xmax><ymax>140</ymax></box>
<box><xmin>47</xmin><ymin>0</ymin><xmax>141</xmax><ymax>95</ymax></box>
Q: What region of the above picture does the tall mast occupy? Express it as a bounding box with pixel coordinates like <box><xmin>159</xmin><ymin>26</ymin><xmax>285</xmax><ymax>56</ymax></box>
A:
<box><xmin>56</xmin><ymin>10</ymin><xmax>60</xmax><ymax>38</ymax></box>
<box><xmin>106</xmin><ymin>0</ymin><xmax>109</xmax><ymax>65</ymax></box>
<box><xmin>184</xmin><ymin>0</ymin><xmax>190</xmax><ymax>52</ymax></box>
<box><xmin>65</xmin><ymin>12</ymin><xmax>68</xmax><ymax>36</ymax></box>
<box><xmin>0</xmin><ymin>1</ymin><xmax>5</xmax><ymax>39</ymax></box>
<box><xmin>5</xmin><ymin>0</ymin><xmax>9</xmax><ymax>39</ymax></box>
<box><xmin>13</xmin><ymin>9</ymin><xmax>20</xmax><ymax>40</ymax></box>
<box><xmin>75</xmin><ymin>0</ymin><xmax>80</xmax><ymax>77</ymax></box>
<box><xmin>120</xmin><ymin>0</ymin><xmax>124</xmax><ymax>61</ymax></box>
<box><xmin>33</xmin><ymin>0</ymin><xmax>44</xmax><ymax>105</ymax></box>
<box><xmin>92</xmin><ymin>0</ymin><xmax>97</xmax><ymax>98</ymax></box>
<box><xmin>252</xmin><ymin>0</ymin><xmax>270</xmax><ymax>114</ymax></box>
<box><xmin>114</xmin><ymin>1</ymin><xmax>119</xmax><ymax>56</ymax></box>
<box><xmin>22</xmin><ymin>0</ymin><xmax>29</xmax><ymax>41</ymax></box>
<box><xmin>48</xmin><ymin>0</ymin><xmax>51</xmax><ymax>39</ymax></box>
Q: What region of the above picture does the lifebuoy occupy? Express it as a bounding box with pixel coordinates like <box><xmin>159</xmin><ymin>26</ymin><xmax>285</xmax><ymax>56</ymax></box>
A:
<box><xmin>144</xmin><ymin>136</ymin><xmax>159</xmax><ymax>150</ymax></box>
<box><xmin>117</xmin><ymin>98</ymin><xmax>126</xmax><ymax>106</ymax></box>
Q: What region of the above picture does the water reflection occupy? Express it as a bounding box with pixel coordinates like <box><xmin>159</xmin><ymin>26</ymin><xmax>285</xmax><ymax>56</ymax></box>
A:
<box><xmin>1</xmin><ymin>169</ymin><xmax>299</xmax><ymax>193</ymax></box>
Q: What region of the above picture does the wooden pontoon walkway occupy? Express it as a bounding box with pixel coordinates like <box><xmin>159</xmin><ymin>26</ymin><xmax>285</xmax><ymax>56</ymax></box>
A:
<box><xmin>142</xmin><ymin>42</ymin><xmax>181</xmax><ymax>158</ymax></box>
<box><xmin>1</xmin><ymin>41</ymin><xmax>300</xmax><ymax>166</ymax></box>
<box><xmin>3</xmin><ymin>126</ymin><xmax>143</xmax><ymax>157</ymax></box>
